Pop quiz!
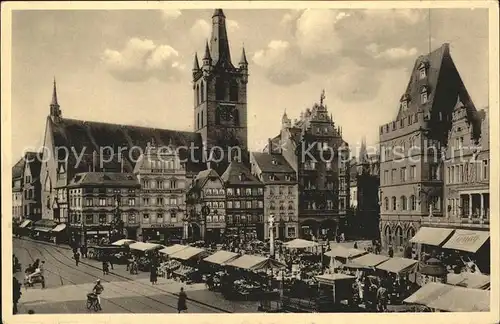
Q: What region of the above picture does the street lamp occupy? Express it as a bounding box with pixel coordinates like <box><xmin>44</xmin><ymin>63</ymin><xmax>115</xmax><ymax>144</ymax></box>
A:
<box><xmin>269</xmin><ymin>213</ymin><xmax>275</xmax><ymax>258</ymax></box>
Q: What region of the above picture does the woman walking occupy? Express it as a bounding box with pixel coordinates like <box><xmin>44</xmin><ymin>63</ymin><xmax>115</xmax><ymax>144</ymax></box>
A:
<box><xmin>177</xmin><ymin>287</ymin><xmax>187</xmax><ymax>313</ymax></box>
<box><xmin>150</xmin><ymin>264</ymin><xmax>158</xmax><ymax>285</ymax></box>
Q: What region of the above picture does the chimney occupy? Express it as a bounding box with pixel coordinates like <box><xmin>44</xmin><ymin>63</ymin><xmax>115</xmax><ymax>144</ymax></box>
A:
<box><xmin>268</xmin><ymin>138</ymin><xmax>273</xmax><ymax>154</ymax></box>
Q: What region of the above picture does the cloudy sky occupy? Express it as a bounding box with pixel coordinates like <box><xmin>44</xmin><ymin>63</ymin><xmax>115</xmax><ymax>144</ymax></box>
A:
<box><xmin>10</xmin><ymin>7</ymin><xmax>489</xmax><ymax>164</ymax></box>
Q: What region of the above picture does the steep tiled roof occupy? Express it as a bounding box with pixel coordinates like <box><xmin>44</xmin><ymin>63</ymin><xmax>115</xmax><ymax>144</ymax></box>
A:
<box><xmin>50</xmin><ymin>117</ymin><xmax>204</xmax><ymax>174</ymax></box>
<box><xmin>251</xmin><ymin>152</ymin><xmax>295</xmax><ymax>173</ymax></box>
<box><xmin>67</xmin><ymin>172</ymin><xmax>140</xmax><ymax>188</ymax></box>
<box><xmin>192</xmin><ymin>169</ymin><xmax>222</xmax><ymax>189</ymax></box>
<box><xmin>12</xmin><ymin>156</ymin><xmax>26</xmax><ymax>180</ymax></box>
<box><xmin>25</xmin><ymin>152</ymin><xmax>42</xmax><ymax>181</ymax></box>
<box><xmin>221</xmin><ymin>160</ymin><xmax>262</xmax><ymax>186</ymax></box>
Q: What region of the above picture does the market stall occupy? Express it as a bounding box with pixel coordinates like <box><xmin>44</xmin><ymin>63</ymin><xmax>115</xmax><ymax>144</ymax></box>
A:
<box><xmin>15</xmin><ymin>220</ymin><xmax>32</xmax><ymax>237</ymax></box>
<box><xmin>283</xmin><ymin>239</ymin><xmax>319</xmax><ymax>250</ymax></box>
<box><xmin>350</xmin><ymin>253</ymin><xmax>390</xmax><ymax>268</ymax></box>
<box><xmin>447</xmin><ymin>272</ymin><xmax>490</xmax><ymax>290</ymax></box>
<box><xmin>404</xmin><ymin>282</ymin><xmax>490</xmax><ymax>312</ymax></box>
<box><xmin>31</xmin><ymin>219</ymin><xmax>58</xmax><ymax>241</ymax></box>
<box><xmin>129</xmin><ymin>242</ymin><xmax>163</xmax><ymax>271</ymax></box>
<box><xmin>376</xmin><ymin>257</ymin><xmax>418</xmax><ymax>275</ymax></box>
<box><xmin>324</xmin><ymin>246</ymin><xmax>366</xmax><ymax>264</ymax></box>
<box><xmin>111</xmin><ymin>239</ymin><xmax>136</xmax><ymax>247</ymax></box>
<box><xmin>169</xmin><ymin>246</ymin><xmax>208</xmax><ymax>283</ymax></box>
<box><xmin>88</xmin><ymin>245</ymin><xmax>128</xmax><ymax>263</ymax></box>
<box><xmin>203</xmin><ymin>250</ymin><xmax>239</xmax><ymax>266</ymax></box>
<box><xmin>159</xmin><ymin>244</ymin><xmax>189</xmax><ymax>257</ymax></box>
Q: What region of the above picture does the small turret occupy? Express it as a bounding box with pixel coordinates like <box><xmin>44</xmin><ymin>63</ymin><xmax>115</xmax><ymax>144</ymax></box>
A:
<box><xmin>192</xmin><ymin>52</ymin><xmax>200</xmax><ymax>78</ymax></box>
<box><xmin>282</xmin><ymin>109</ymin><xmax>291</xmax><ymax>129</ymax></box>
<box><xmin>202</xmin><ymin>41</ymin><xmax>212</xmax><ymax>66</ymax></box>
<box><xmin>50</xmin><ymin>77</ymin><xmax>62</xmax><ymax>122</ymax></box>
<box><xmin>239</xmin><ymin>46</ymin><xmax>248</xmax><ymax>69</ymax></box>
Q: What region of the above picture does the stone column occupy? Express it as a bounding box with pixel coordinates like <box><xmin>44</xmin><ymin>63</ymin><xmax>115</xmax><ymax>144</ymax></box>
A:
<box><xmin>468</xmin><ymin>194</ymin><xmax>473</xmax><ymax>219</ymax></box>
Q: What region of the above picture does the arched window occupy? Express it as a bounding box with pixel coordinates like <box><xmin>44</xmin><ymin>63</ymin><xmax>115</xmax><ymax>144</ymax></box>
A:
<box><xmin>197</xmin><ymin>112</ymin><xmax>200</xmax><ymax>129</ymax></box>
<box><xmin>409</xmin><ymin>195</ymin><xmax>416</xmax><ymax>210</ymax></box>
<box><xmin>420</xmin><ymin>86</ymin><xmax>428</xmax><ymax>104</ymax></box>
<box><xmin>216</xmin><ymin>78</ymin><xmax>225</xmax><ymax>100</ymax></box>
<box><xmin>384</xmin><ymin>197</ymin><xmax>389</xmax><ymax>211</ymax></box>
<box><xmin>200</xmin><ymin>80</ymin><xmax>205</xmax><ymax>103</ymax></box>
<box><xmin>201</xmin><ymin>109</ymin><xmax>204</xmax><ymax>127</ymax></box>
<box><xmin>384</xmin><ymin>226</ymin><xmax>392</xmax><ymax>246</ymax></box>
<box><xmin>407</xmin><ymin>227</ymin><xmax>415</xmax><ymax>241</ymax></box>
<box><xmin>391</xmin><ymin>196</ymin><xmax>397</xmax><ymax>210</ymax></box>
<box><xmin>196</xmin><ymin>84</ymin><xmax>199</xmax><ymax>106</ymax></box>
<box><xmin>229</xmin><ymin>80</ymin><xmax>238</xmax><ymax>102</ymax></box>
<box><xmin>395</xmin><ymin>226</ymin><xmax>403</xmax><ymax>246</ymax></box>
<box><xmin>401</xmin><ymin>195</ymin><xmax>407</xmax><ymax>211</ymax></box>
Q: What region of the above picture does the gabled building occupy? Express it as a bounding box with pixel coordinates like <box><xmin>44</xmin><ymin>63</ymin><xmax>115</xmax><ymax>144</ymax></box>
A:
<box><xmin>186</xmin><ymin>168</ymin><xmax>227</xmax><ymax>243</ymax></box>
<box><xmin>378</xmin><ymin>43</ymin><xmax>483</xmax><ymax>252</ymax></box>
<box><xmin>133</xmin><ymin>141</ymin><xmax>188</xmax><ymax>243</ymax></box>
<box><xmin>263</xmin><ymin>92</ymin><xmax>350</xmax><ymax>240</ymax></box>
<box><xmin>12</xmin><ymin>157</ymin><xmax>26</xmax><ymax>222</ymax></box>
<box><xmin>221</xmin><ymin>160</ymin><xmax>265</xmax><ymax>241</ymax></box>
<box><xmin>22</xmin><ymin>152</ymin><xmax>42</xmax><ymax>222</ymax></box>
<box><xmin>250</xmin><ymin>150</ymin><xmax>299</xmax><ymax>240</ymax></box>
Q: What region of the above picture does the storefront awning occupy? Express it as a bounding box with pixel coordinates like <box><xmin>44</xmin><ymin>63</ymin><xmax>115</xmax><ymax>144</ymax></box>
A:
<box><xmin>111</xmin><ymin>239</ymin><xmax>136</xmax><ymax>246</ymax></box>
<box><xmin>409</xmin><ymin>227</ymin><xmax>455</xmax><ymax>246</ymax></box>
<box><xmin>283</xmin><ymin>238</ymin><xmax>319</xmax><ymax>249</ymax></box>
<box><xmin>33</xmin><ymin>227</ymin><xmax>52</xmax><ymax>232</ymax></box>
<box><xmin>441</xmin><ymin>229</ymin><xmax>490</xmax><ymax>253</ymax></box>
<box><xmin>426</xmin><ymin>286</ymin><xmax>490</xmax><ymax>312</ymax></box>
<box><xmin>315</xmin><ymin>273</ymin><xmax>356</xmax><ymax>285</ymax></box>
<box><xmin>170</xmin><ymin>246</ymin><xmax>206</xmax><ymax>260</ymax></box>
<box><xmin>447</xmin><ymin>273</ymin><xmax>490</xmax><ymax>290</ymax></box>
<box><xmin>350</xmin><ymin>253</ymin><xmax>390</xmax><ymax>268</ymax></box>
<box><xmin>404</xmin><ymin>282</ymin><xmax>456</xmax><ymax>305</ymax></box>
<box><xmin>19</xmin><ymin>220</ymin><xmax>32</xmax><ymax>228</ymax></box>
<box><xmin>376</xmin><ymin>257</ymin><xmax>418</xmax><ymax>274</ymax></box>
<box><xmin>324</xmin><ymin>245</ymin><xmax>367</xmax><ymax>259</ymax></box>
<box><xmin>129</xmin><ymin>242</ymin><xmax>162</xmax><ymax>252</ymax></box>
<box><xmin>159</xmin><ymin>244</ymin><xmax>189</xmax><ymax>256</ymax></box>
<box><xmin>51</xmin><ymin>224</ymin><xmax>67</xmax><ymax>233</ymax></box>
<box><xmin>203</xmin><ymin>250</ymin><xmax>239</xmax><ymax>265</ymax></box>
<box><xmin>226</xmin><ymin>254</ymin><xmax>268</xmax><ymax>270</ymax></box>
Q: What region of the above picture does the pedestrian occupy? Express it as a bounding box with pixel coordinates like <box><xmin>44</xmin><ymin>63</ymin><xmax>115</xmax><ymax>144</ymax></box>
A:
<box><xmin>376</xmin><ymin>283</ymin><xmax>388</xmax><ymax>312</ymax></box>
<box><xmin>74</xmin><ymin>252</ymin><xmax>80</xmax><ymax>266</ymax></box>
<box><xmin>102</xmin><ymin>260</ymin><xmax>109</xmax><ymax>275</ymax></box>
<box><xmin>177</xmin><ymin>287</ymin><xmax>187</xmax><ymax>313</ymax></box>
<box><xmin>150</xmin><ymin>264</ymin><xmax>158</xmax><ymax>285</ymax></box>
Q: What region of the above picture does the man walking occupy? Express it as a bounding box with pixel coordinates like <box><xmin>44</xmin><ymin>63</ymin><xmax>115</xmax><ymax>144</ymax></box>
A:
<box><xmin>177</xmin><ymin>287</ymin><xmax>188</xmax><ymax>313</ymax></box>
<box><xmin>75</xmin><ymin>251</ymin><xmax>80</xmax><ymax>266</ymax></box>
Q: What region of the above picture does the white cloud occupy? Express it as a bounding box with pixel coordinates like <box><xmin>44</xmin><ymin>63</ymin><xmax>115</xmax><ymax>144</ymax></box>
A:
<box><xmin>375</xmin><ymin>47</ymin><xmax>418</xmax><ymax>60</ymax></box>
<box><xmin>226</xmin><ymin>19</ymin><xmax>240</xmax><ymax>33</ymax></box>
<box><xmin>189</xmin><ymin>19</ymin><xmax>211</xmax><ymax>44</ymax></box>
<box><xmin>102</xmin><ymin>38</ymin><xmax>185</xmax><ymax>82</ymax></box>
<box><xmin>252</xmin><ymin>40</ymin><xmax>308</xmax><ymax>85</ymax></box>
<box><xmin>161</xmin><ymin>9</ymin><xmax>182</xmax><ymax>21</ymax></box>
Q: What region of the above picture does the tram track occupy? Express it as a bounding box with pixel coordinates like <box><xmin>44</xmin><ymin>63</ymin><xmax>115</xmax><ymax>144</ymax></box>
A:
<box><xmin>15</xmin><ymin>238</ymin><xmax>232</xmax><ymax>313</ymax></box>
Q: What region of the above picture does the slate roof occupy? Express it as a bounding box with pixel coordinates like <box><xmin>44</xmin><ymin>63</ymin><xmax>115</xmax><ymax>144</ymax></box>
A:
<box><xmin>67</xmin><ymin>172</ymin><xmax>140</xmax><ymax>188</ymax></box>
<box><xmin>12</xmin><ymin>156</ymin><xmax>25</xmax><ymax>180</ymax></box>
<box><xmin>192</xmin><ymin>169</ymin><xmax>222</xmax><ymax>189</ymax></box>
<box><xmin>221</xmin><ymin>160</ymin><xmax>262</xmax><ymax>186</ymax></box>
<box><xmin>251</xmin><ymin>152</ymin><xmax>295</xmax><ymax>173</ymax></box>
<box><xmin>49</xmin><ymin>117</ymin><xmax>204</xmax><ymax>176</ymax></box>
<box><xmin>25</xmin><ymin>152</ymin><xmax>42</xmax><ymax>182</ymax></box>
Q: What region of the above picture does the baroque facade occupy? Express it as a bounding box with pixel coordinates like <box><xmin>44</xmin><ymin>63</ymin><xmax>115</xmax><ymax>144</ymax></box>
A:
<box><xmin>265</xmin><ymin>93</ymin><xmax>350</xmax><ymax>240</ymax></box>
<box><xmin>378</xmin><ymin>43</ymin><xmax>483</xmax><ymax>252</ymax></box>
<box><xmin>250</xmin><ymin>150</ymin><xmax>299</xmax><ymax>240</ymax></box>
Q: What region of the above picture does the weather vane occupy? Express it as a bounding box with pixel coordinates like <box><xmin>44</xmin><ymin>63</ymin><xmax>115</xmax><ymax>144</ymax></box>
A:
<box><xmin>320</xmin><ymin>89</ymin><xmax>326</xmax><ymax>105</ymax></box>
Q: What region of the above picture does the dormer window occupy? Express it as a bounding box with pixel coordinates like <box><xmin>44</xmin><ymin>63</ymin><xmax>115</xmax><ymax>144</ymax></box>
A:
<box><xmin>420</xmin><ymin>86</ymin><xmax>429</xmax><ymax>104</ymax></box>
<box><xmin>400</xmin><ymin>94</ymin><xmax>409</xmax><ymax>111</ymax></box>
<box><xmin>269</xmin><ymin>174</ymin><xmax>277</xmax><ymax>181</ymax></box>
<box><xmin>418</xmin><ymin>61</ymin><xmax>428</xmax><ymax>80</ymax></box>
<box><xmin>285</xmin><ymin>175</ymin><xmax>291</xmax><ymax>181</ymax></box>
<box><xmin>239</xmin><ymin>172</ymin><xmax>246</xmax><ymax>181</ymax></box>
<box><xmin>271</xmin><ymin>159</ymin><xmax>278</xmax><ymax>165</ymax></box>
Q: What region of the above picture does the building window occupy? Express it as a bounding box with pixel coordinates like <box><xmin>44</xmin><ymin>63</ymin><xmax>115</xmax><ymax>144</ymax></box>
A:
<box><xmin>391</xmin><ymin>169</ymin><xmax>396</xmax><ymax>183</ymax></box>
<box><xmin>287</xmin><ymin>227</ymin><xmax>296</xmax><ymax>238</ymax></box>
<box><xmin>450</xmin><ymin>166</ymin><xmax>455</xmax><ymax>183</ymax></box>
<box><xmin>400</xmin><ymin>196</ymin><xmax>407</xmax><ymax>211</ymax></box>
<box><xmin>157</xmin><ymin>197</ymin><xmax>164</xmax><ymax>206</ymax></box>
<box><xmin>229</xmin><ymin>81</ymin><xmax>238</xmax><ymax>102</ymax></box>
<box><xmin>384</xmin><ymin>170</ymin><xmax>389</xmax><ymax>184</ymax></box>
<box><xmin>157</xmin><ymin>180</ymin><xmax>163</xmax><ymax>189</ymax></box>
<box><xmin>258</xmin><ymin>188</ymin><xmax>264</xmax><ymax>195</ymax></box>
<box><xmin>396</xmin><ymin>226</ymin><xmax>404</xmax><ymax>246</ymax></box>
<box><xmin>142</xmin><ymin>180</ymin><xmax>150</xmax><ymax>189</ymax></box>
<box><xmin>143</xmin><ymin>214</ymin><xmax>150</xmax><ymax>223</ymax></box>
<box><xmin>85</xmin><ymin>198</ymin><xmax>93</xmax><ymax>206</ymax></box>
<box><xmin>128</xmin><ymin>198</ymin><xmax>135</xmax><ymax>206</ymax></box>
<box><xmin>99</xmin><ymin>214</ymin><xmax>106</xmax><ymax>224</ymax></box>
<box><xmin>409</xmin><ymin>195</ymin><xmax>416</xmax><ymax>210</ymax></box>
<box><xmin>391</xmin><ymin>196</ymin><xmax>397</xmax><ymax>210</ymax></box>
<box><xmin>410</xmin><ymin>165</ymin><xmax>416</xmax><ymax>180</ymax></box>
<box><xmin>170</xmin><ymin>180</ymin><xmax>177</xmax><ymax>188</ymax></box>
<box><xmin>99</xmin><ymin>198</ymin><xmax>106</xmax><ymax>206</ymax></box>
<box><xmin>246</xmin><ymin>201</ymin><xmax>252</xmax><ymax>209</ymax></box>
<box><xmin>234</xmin><ymin>201</ymin><xmax>241</xmax><ymax>208</ymax></box>
<box><xmin>227</xmin><ymin>201</ymin><xmax>233</xmax><ymax>209</ymax></box>
<box><xmin>385</xmin><ymin>226</ymin><xmax>392</xmax><ymax>245</ymax></box>
<box><xmin>235</xmin><ymin>188</ymin><xmax>241</xmax><ymax>196</ymax></box>
<box><xmin>419</xmin><ymin>67</ymin><xmax>426</xmax><ymax>79</ymax></box>
<box><xmin>143</xmin><ymin>197</ymin><xmax>150</xmax><ymax>206</ymax></box>
<box><xmin>401</xmin><ymin>167</ymin><xmax>407</xmax><ymax>182</ymax></box>
<box><xmin>482</xmin><ymin>160</ymin><xmax>488</xmax><ymax>180</ymax></box>
<box><xmin>245</xmin><ymin>188</ymin><xmax>252</xmax><ymax>196</ymax></box>
<box><xmin>157</xmin><ymin>213</ymin><xmax>163</xmax><ymax>222</ymax></box>
<box><xmin>384</xmin><ymin>197</ymin><xmax>389</xmax><ymax>211</ymax></box>
<box><xmin>420</xmin><ymin>88</ymin><xmax>428</xmax><ymax>104</ymax></box>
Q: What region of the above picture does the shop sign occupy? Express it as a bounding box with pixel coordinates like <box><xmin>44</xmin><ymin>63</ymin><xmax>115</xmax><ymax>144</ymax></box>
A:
<box><xmin>149</xmin><ymin>223</ymin><xmax>181</xmax><ymax>228</ymax></box>
<box><xmin>453</xmin><ymin>233</ymin><xmax>481</xmax><ymax>245</ymax></box>
<box><xmin>206</xmin><ymin>222</ymin><xmax>226</xmax><ymax>229</ymax></box>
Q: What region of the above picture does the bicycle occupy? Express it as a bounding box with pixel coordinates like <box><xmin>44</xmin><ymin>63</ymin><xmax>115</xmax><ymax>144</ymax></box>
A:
<box><xmin>86</xmin><ymin>293</ymin><xmax>100</xmax><ymax>311</ymax></box>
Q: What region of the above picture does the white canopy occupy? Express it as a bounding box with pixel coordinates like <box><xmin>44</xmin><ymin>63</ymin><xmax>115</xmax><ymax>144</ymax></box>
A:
<box><xmin>112</xmin><ymin>239</ymin><xmax>136</xmax><ymax>246</ymax></box>
<box><xmin>283</xmin><ymin>238</ymin><xmax>319</xmax><ymax>249</ymax></box>
<box><xmin>129</xmin><ymin>242</ymin><xmax>162</xmax><ymax>252</ymax></box>
<box><xmin>19</xmin><ymin>220</ymin><xmax>32</xmax><ymax>228</ymax></box>
<box><xmin>226</xmin><ymin>254</ymin><xmax>285</xmax><ymax>271</ymax></box>
<box><xmin>315</xmin><ymin>273</ymin><xmax>356</xmax><ymax>285</ymax></box>
<box><xmin>325</xmin><ymin>245</ymin><xmax>366</xmax><ymax>259</ymax></box>
<box><xmin>350</xmin><ymin>253</ymin><xmax>390</xmax><ymax>268</ymax></box>
<box><xmin>203</xmin><ymin>250</ymin><xmax>239</xmax><ymax>265</ymax></box>
<box><xmin>51</xmin><ymin>224</ymin><xmax>67</xmax><ymax>233</ymax></box>
<box><xmin>447</xmin><ymin>273</ymin><xmax>490</xmax><ymax>290</ymax></box>
<box><xmin>159</xmin><ymin>244</ymin><xmax>189</xmax><ymax>256</ymax></box>
<box><xmin>170</xmin><ymin>246</ymin><xmax>206</xmax><ymax>260</ymax></box>
<box><xmin>376</xmin><ymin>257</ymin><xmax>418</xmax><ymax>274</ymax></box>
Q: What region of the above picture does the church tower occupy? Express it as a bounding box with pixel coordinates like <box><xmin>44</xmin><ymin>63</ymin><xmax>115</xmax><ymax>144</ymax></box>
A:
<box><xmin>192</xmin><ymin>9</ymin><xmax>249</xmax><ymax>165</ymax></box>
<box><xmin>50</xmin><ymin>78</ymin><xmax>62</xmax><ymax>122</ymax></box>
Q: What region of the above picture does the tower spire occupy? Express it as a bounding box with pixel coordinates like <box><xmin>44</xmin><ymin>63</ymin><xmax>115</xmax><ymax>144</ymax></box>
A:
<box><xmin>193</xmin><ymin>52</ymin><xmax>200</xmax><ymax>71</ymax></box>
<box><xmin>50</xmin><ymin>77</ymin><xmax>62</xmax><ymax>120</ymax></box>
<box><xmin>210</xmin><ymin>8</ymin><xmax>233</xmax><ymax>67</ymax></box>
<box><xmin>203</xmin><ymin>40</ymin><xmax>212</xmax><ymax>62</ymax></box>
<box><xmin>239</xmin><ymin>46</ymin><xmax>248</xmax><ymax>66</ymax></box>
<box><xmin>51</xmin><ymin>77</ymin><xmax>58</xmax><ymax>106</ymax></box>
